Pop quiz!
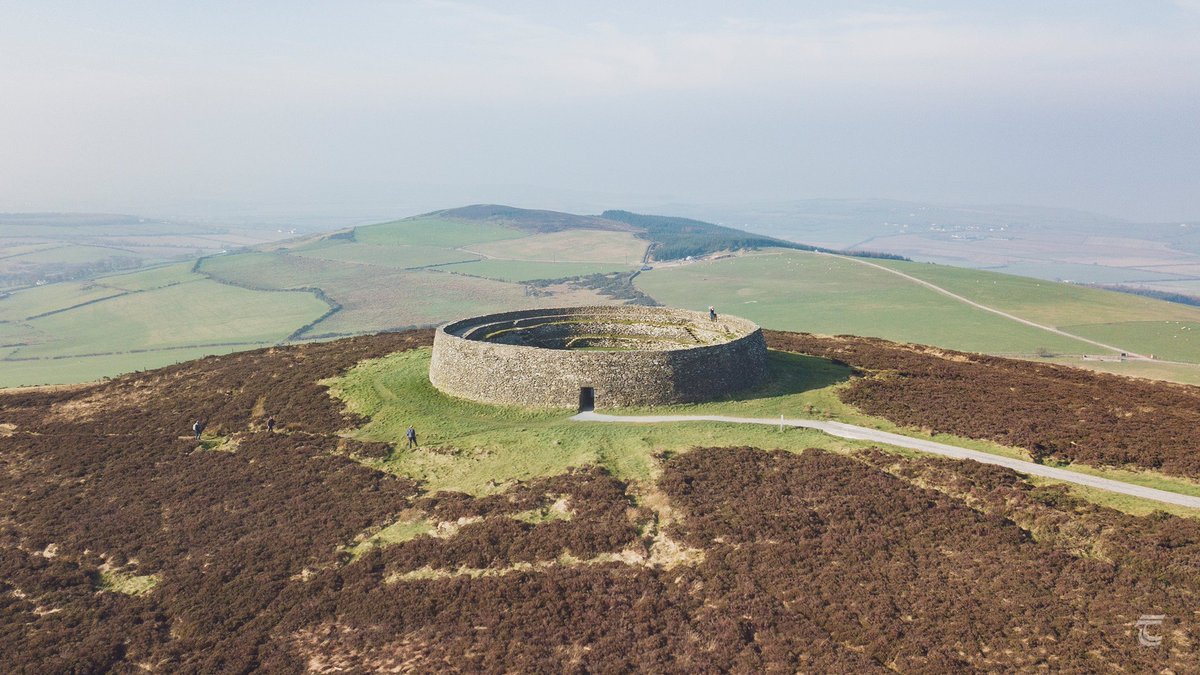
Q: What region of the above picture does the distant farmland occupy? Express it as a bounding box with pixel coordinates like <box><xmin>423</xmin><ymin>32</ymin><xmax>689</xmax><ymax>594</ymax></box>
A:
<box><xmin>5</xmin><ymin>207</ymin><xmax>1200</xmax><ymax>387</ymax></box>
<box><xmin>635</xmin><ymin>249</ymin><xmax>1200</xmax><ymax>384</ymax></box>
<box><xmin>0</xmin><ymin>213</ymin><xmax>645</xmax><ymax>386</ymax></box>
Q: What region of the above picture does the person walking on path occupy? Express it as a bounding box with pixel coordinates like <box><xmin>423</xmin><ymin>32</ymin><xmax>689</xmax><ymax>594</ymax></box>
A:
<box><xmin>192</xmin><ymin>419</ymin><xmax>205</xmax><ymax>440</ymax></box>
<box><xmin>266</xmin><ymin>417</ymin><xmax>276</xmax><ymax>433</ymax></box>
<box><xmin>406</xmin><ymin>425</ymin><xmax>418</xmax><ymax>449</ymax></box>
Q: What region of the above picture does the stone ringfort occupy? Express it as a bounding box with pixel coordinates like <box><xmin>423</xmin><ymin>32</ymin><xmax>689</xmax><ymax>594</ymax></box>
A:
<box><xmin>429</xmin><ymin>306</ymin><xmax>768</xmax><ymax>409</ymax></box>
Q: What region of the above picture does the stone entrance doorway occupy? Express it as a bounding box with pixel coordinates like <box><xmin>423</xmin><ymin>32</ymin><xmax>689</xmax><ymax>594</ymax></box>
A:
<box><xmin>579</xmin><ymin>387</ymin><xmax>595</xmax><ymax>411</ymax></box>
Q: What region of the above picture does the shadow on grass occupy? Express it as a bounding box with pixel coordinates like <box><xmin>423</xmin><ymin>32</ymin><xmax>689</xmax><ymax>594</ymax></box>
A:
<box><xmin>714</xmin><ymin>350</ymin><xmax>856</xmax><ymax>403</ymax></box>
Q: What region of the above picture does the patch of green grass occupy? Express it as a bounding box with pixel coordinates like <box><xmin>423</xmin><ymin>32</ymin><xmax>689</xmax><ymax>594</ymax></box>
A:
<box><xmin>1025</xmin><ymin>477</ymin><xmax>1200</xmax><ymax>519</ymax></box>
<box><xmin>1047</xmin><ymin>355</ymin><xmax>1200</xmax><ymax>386</ymax></box>
<box><xmin>0</xmin><ymin>273</ymin><xmax>329</xmax><ymax>386</ymax></box>
<box><xmin>325</xmin><ymin>347</ymin><xmax>1200</xmax><ymax>517</ymax></box>
<box><xmin>93</xmin><ymin>262</ymin><xmax>202</xmax><ymax>292</ymax></box>
<box><xmin>1061</xmin><ymin>320</ymin><xmax>1200</xmax><ymax>363</ymax></box>
<box><xmin>0</xmin><ymin>344</ymin><xmax>259</xmax><ymax>389</ymax></box>
<box><xmin>436</xmin><ymin>259</ymin><xmax>634</xmax><ymax>282</ymax></box>
<box><xmin>354</xmin><ymin>217</ymin><xmax>524</xmax><ymax>248</ymax></box>
<box><xmin>868</xmin><ymin>257</ymin><xmax>1200</xmax><ymax>362</ymax></box>
<box><xmin>467</xmin><ymin>229</ymin><xmax>649</xmax><ymax>264</ymax></box>
<box><xmin>325</xmin><ymin>348</ymin><xmax>876</xmax><ymax>495</ymax></box>
<box><xmin>199</xmin><ymin>435</ymin><xmax>238</xmax><ymax>452</ymax></box>
<box><xmin>292</xmin><ymin>241</ymin><xmax>481</xmax><ymax>270</ymax></box>
<box><xmin>0</xmin><ymin>320</ymin><xmax>40</xmax><ymax>344</ymax></box>
<box><xmin>13</xmin><ymin>280</ymin><xmax>326</xmax><ymax>359</ymax></box>
<box><xmin>96</xmin><ymin>569</ymin><xmax>159</xmax><ymax>595</ymax></box>
<box><xmin>345</xmin><ymin>517</ymin><xmax>436</xmax><ymax>559</ymax></box>
<box><xmin>0</xmin><ymin>281</ymin><xmax>125</xmax><ymax>322</ymax></box>
<box><xmin>2</xmin><ymin>244</ymin><xmax>138</xmax><ymax>266</ymax></box>
<box><xmin>635</xmin><ymin>250</ymin><xmax>1097</xmax><ymax>355</ymax></box>
<box><xmin>1039</xmin><ymin>458</ymin><xmax>1200</xmax><ymax>499</ymax></box>
<box><xmin>197</xmin><ymin>251</ymin><xmax>562</xmax><ymax>336</ymax></box>
<box><xmin>871</xmin><ymin>259</ymin><xmax>1200</xmax><ymax>332</ymax></box>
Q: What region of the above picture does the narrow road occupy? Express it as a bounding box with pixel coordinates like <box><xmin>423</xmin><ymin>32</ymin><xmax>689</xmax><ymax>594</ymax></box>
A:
<box><xmin>832</xmin><ymin>254</ymin><xmax>1149</xmax><ymax>359</ymax></box>
<box><xmin>571</xmin><ymin>411</ymin><xmax>1200</xmax><ymax>509</ymax></box>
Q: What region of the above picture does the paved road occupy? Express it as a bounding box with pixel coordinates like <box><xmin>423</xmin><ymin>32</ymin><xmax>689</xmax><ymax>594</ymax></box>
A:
<box><xmin>572</xmin><ymin>411</ymin><xmax>1200</xmax><ymax>509</ymax></box>
<box><xmin>833</xmin><ymin>253</ymin><xmax>1149</xmax><ymax>359</ymax></box>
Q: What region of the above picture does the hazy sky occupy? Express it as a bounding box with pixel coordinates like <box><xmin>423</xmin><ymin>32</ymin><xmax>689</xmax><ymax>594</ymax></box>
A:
<box><xmin>2</xmin><ymin>1</ymin><xmax>1198</xmax><ymax>223</ymax></box>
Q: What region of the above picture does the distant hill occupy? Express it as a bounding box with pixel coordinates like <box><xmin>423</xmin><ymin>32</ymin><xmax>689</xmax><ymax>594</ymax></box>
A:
<box><xmin>426</xmin><ymin>204</ymin><xmax>635</xmax><ymax>234</ymax></box>
<box><xmin>423</xmin><ymin>204</ymin><xmax>813</xmax><ymax>261</ymax></box>
<box><xmin>600</xmin><ymin>209</ymin><xmax>817</xmax><ymax>261</ymax></box>
<box><xmin>4</xmin><ymin>202</ymin><xmax>1199</xmax><ymax>389</ymax></box>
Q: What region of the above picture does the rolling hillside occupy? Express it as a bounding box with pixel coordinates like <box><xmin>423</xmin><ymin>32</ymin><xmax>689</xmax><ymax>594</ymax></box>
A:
<box><xmin>635</xmin><ymin>249</ymin><xmax>1200</xmax><ymax>384</ymax></box>
<box><xmin>4</xmin><ymin>205</ymin><xmax>1200</xmax><ymax>387</ymax></box>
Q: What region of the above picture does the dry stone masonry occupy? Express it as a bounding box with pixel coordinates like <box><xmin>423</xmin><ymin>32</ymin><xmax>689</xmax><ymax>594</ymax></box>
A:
<box><xmin>429</xmin><ymin>306</ymin><xmax>769</xmax><ymax>409</ymax></box>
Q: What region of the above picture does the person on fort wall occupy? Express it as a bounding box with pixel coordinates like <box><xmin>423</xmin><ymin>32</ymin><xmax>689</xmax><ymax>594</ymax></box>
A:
<box><xmin>708</xmin><ymin>305</ymin><xmax>717</xmax><ymax>321</ymax></box>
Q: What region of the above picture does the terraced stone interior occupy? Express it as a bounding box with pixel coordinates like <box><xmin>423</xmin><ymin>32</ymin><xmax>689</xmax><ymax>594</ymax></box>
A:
<box><xmin>450</xmin><ymin>308</ymin><xmax>746</xmax><ymax>351</ymax></box>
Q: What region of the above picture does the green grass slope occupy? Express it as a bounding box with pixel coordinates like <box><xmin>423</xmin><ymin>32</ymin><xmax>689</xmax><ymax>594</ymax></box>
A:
<box><xmin>870</xmin><ymin>259</ymin><xmax>1200</xmax><ymax>363</ymax></box>
<box><xmin>634</xmin><ymin>250</ymin><xmax>1096</xmax><ymax>355</ymax></box>
<box><xmin>0</xmin><ymin>263</ymin><xmax>329</xmax><ymax>387</ymax></box>
<box><xmin>7</xmin><ymin>206</ymin><xmax>1200</xmax><ymax>389</ymax></box>
<box><xmin>329</xmin><ymin>347</ymin><xmax>1200</xmax><ymax>517</ymax></box>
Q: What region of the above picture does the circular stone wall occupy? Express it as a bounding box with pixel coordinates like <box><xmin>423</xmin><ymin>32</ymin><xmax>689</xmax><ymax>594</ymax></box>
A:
<box><xmin>429</xmin><ymin>306</ymin><xmax>768</xmax><ymax>409</ymax></box>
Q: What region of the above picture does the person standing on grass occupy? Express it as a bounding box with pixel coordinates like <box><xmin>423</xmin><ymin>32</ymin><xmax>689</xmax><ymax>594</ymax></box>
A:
<box><xmin>406</xmin><ymin>425</ymin><xmax>418</xmax><ymax>449</ymax></box>
<box><xmin>266</xmin><ymin>417</ymin><xmax>276</xmax><ymax>433</ymax></box>
<box><xmin>192</xmin><ymin>419</ymin><xmax>205</xmax><ymax>440</ymax></box>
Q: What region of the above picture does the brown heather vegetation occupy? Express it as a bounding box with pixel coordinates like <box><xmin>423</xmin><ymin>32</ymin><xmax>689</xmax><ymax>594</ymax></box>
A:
<box><xmin>1</xmin><ymin>330</ymin><xmax>1198</xmax><ymax>672</ymax></box>
<box><xmin>767</xmin><ymin>330</ymin><xmax>1200</xmax><ymax>480</ymax></box>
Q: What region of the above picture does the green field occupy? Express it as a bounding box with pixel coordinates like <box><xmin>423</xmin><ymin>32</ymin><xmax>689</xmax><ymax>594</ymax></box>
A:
<box><xmin>0</xmin><ymin>260</ymin><xmax>330</xmax><ymax>386</ymax></box>
<box><xmin>0</xmin><ymin>282</ymin><xmax>125</xmax><ymax>321</ymax></box>
<box><xmin>0</xmin><ymin>243</ymin><xmax>138</xmax><ymax>267</ymax></box>
<box><xmin>467</xmin><ymin>229</ymin><xmax>649</xmax><ymax>263</ymax></box>
<box><xmin>437</xmin><ymin>259</ymin><xmax>634</xmax><ymax>282</ymax></box>
<box><xmin>873</xmin><ymin>259</ymin><xmax>1200</xmax><ymax>327</ymax></box>
<box><xmin>10</xmin><ymin>210</ymin><xmax>1200</xmax><ymax>389</ymax></box>
<box><xmin>1062</xmin><ymin>321</ymin><xmax>1200</xmax><ymax>363</ymax></box>
<box><xmin>328</xmin><ymin>347</ymin><xmax>1200</xmax><ymax>517</ymax></box>
<box><xmin>354</xmin><ymin>217</ymin><xmax>524</xmax><ymax>247</ymax></box>
<box><xmin>869</xmin><ymin>259</ymin><xmax>1200</xmax><ymax>363</ymax></box>
<box><xmin>291</xmin><ymin>241</ymin><xmax>481</xmax><ymax>269</ymax></box>
<box><xmin>0</xmin><ymin>344</ymin><xmax>257</xmax><ymax>388</ymax></box>
<box><xmin>92</xmin><ymin>262</ymin><xmax>204</xmax><ymax>292</ymax></box>
<box><xmin>635</xmin><ymin>251</ymin><xmax>1096</xmax><ymax>354</ymax></box>
<box><xmin>329</xmin><ymin>348</ymin><xmax>887</xmax><ymax>495</ymax></box>
<box><xmin>14</xmin><ymin>280</ymin><xmax>326</xmax><ymax>359</ymax></box>
<box><xmin>197</xmin><ymin>251</ymin><xmax>595</xmax><ymax>336</ymax></box>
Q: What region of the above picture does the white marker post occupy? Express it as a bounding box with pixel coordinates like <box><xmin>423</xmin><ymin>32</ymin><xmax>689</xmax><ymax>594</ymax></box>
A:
<box><xmin>780</xmin><ymin>414</ymin><xmax>784</xmax><ymax>432</ymax></box>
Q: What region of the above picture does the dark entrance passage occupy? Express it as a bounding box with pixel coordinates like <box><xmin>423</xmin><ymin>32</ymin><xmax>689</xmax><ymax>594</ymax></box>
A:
<box><xmin>579</xmin><ymin>387</ymin><xmax>595</xmax><ymax>411</ymax></box>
